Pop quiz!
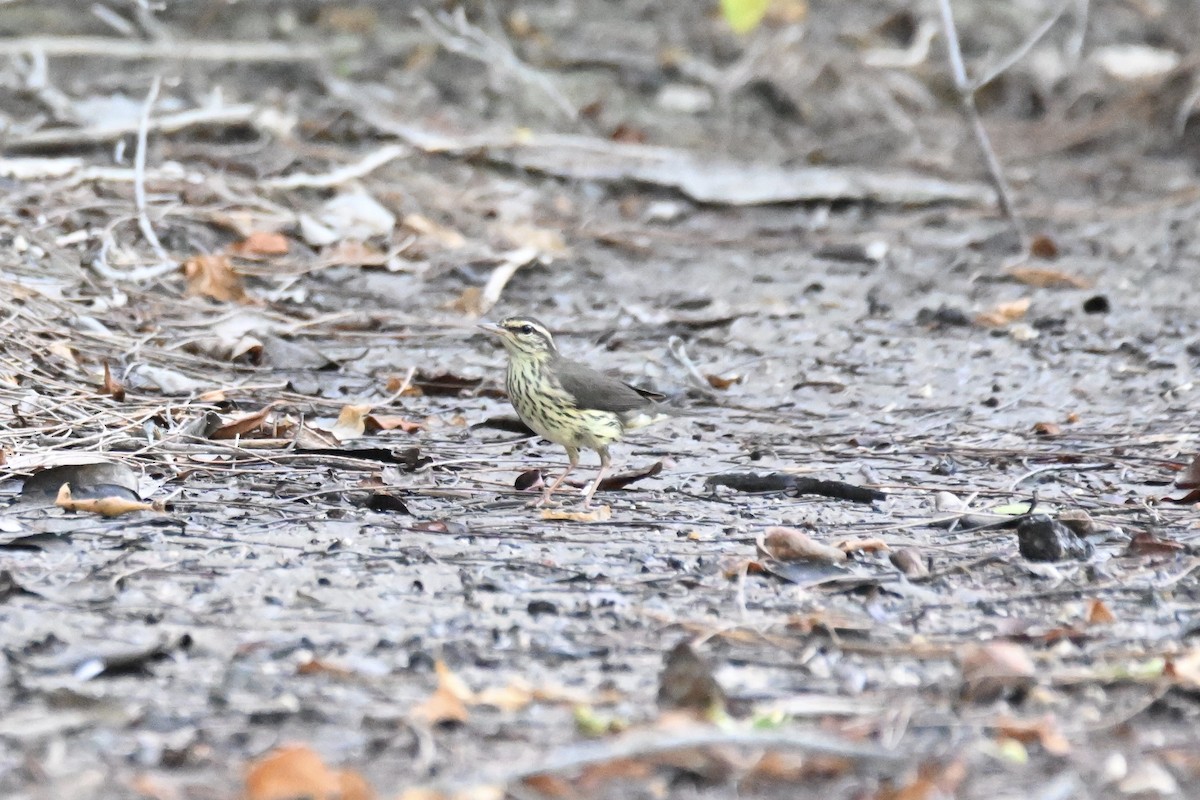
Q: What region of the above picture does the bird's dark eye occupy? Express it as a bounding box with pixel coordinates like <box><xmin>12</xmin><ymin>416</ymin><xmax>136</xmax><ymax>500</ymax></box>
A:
<box><xmin>519</xmin><ymin>324</ymin><xmax>534</xmax><ymax>335</ymax></box>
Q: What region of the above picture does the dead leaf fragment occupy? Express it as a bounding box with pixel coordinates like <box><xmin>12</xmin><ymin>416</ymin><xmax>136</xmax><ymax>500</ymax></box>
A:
<box><xmin>835</xmin><ymin>537</ymin><xmax>890</xmax><ymax>554</ymax></box>
<box><xmin>210</xmin><ymin>405</ymin><xmax>275</xmax><ymax>440</ymax></box>
<box><xmin>960</xmin><ymin>642</ymin><xmax>1036</xmax><ymax>701</ymax></box>
<box><xmin>875</xmin><ymin>758</ymin><xmax>968</xmax><ymax>800</ymax></box>
<box><xmin>319</xmin><ymin>239</ymin><xmax>390</xmax><ymax>267</ymax></box>
<box><xmin>183</xmin><ymin>254</ymin><xmax>253</xmax><ymax>303</ymax></box>
<box><xmin>1007</xmin><ymin>266</ymin><xmax>1091</xmax><ymax>289</ymax></box>
<box><xmin>403</xmin><ymin>213</ymin><xmax>466</xmax><ymax>249</ymax></box>
<box><xmin>56</xmin><ymin>484</ymin><xmax>162</xmax><ymax>516</ymax></box>
<box><xmin>760</xmin><ymin>526</ymin><xmax>847</xmax><ymax>563</ymax></box>
<box><xmin>1168</xmin><ymin>648</ymin><xmax>1200</xmax><ymax>689</ymax></box>
<box><xmin>473</xmin><ymin>682</ymin><xmax>535</xmax><ymax>713</ymax></box>
<box><xmin>1033</xmin><ymin>421</ymin><xmax>1061</xmax><ymax>437</ymax></box>
<box><xmin>496</xmin><ymin>223</ymin><xmax>569</xmax><ymax>257</ymax></box>
<box><xmin>656</xmin><ymin>641</ymin><xmax>725</xmax><ymax>714</ymax></box>
<box><xmin>890</xmin><ymin>548</ymin><xmax>929</xmax><ymax>578</ymax></box>
<box><xmin>1126</xmin><ymin>531</ymin><xmax>1186</xmax><ymax>556</ymax></box>
<box><xmin>411</xmin><ymin>660</ymin><xmax>472</xmax><ymax>727</ymax></box>
<box><xmin>101</xmin><ymin>361</ymin><xmax>126</xmax><ymax>401</ymax></box>
<box><xmin>47</xmin><ymin>340</ymin><xmax>77</xmax><ymax>364</ymax></box>
<box><xmin>1086</xmin><ymin>598</ymin><xmax>1116</xmax><ymax>626</ymax></box>
<box><xmin>1027</xmin><ymin>235</ymin><xmax>1059</xmax><ymax>260</ymax></box>
<box><xmin>540</xmin><ymin>506</ymin><xmax>613</xmax><ymax>523</ymax></box>
<box><xmin>704</xmin><ymin>372</ymin><xmax>743</xmax><ymax>390</ymax></box>
<box><xmin>975</xmin><ymin>297</ymin><xmax>1031</xmax><ymax>327</ymax></box>
<box><xmin>329</xmin><ymin>404</ymin><xmax>372</xmax><ymax>441</ymax></box>
<box><xmin>231</xmin><ymin>231</ymin><xmax>289</xmax><ymax>256</ymax></box>
<box><xmin>1175</xmin><ymin>455</ymin><xmax>1200</xmax><ymax>489</ymax></box>
<box><xmin>995</xmin><ymin>713</ymin><xmax>1071</xmax><ymax>756</ymax></box>
<box><xmin>244</xmin><ymin>744</ymin><xmax>373</xmax><ymax>800</ymax></box>
<box><xmin>363</xmin><ymin>414</ymin><xmax>422</xmax><ymax>434</ymax></box>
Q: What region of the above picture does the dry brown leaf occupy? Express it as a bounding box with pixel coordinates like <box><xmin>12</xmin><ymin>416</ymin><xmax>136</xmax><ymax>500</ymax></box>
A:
<box><xmin>231</xmin><ymin>231</ymin><xmax>289</xmax><ymax>256</ymax></box>
<box><xmin>540</xmin><ymin>505</ymin><xmax>613</xmax><ymax>522</ymax></box>
<box><xmin>183</xmin><ymin>254</ymin><xmax>253</xmax><ymax>303</ymax></box>
<box><xmin>410</xmin><ymin>682</ymin><xmax>469</xmax><ymax>726</ymax></box>
<box><xmin>244</xmin><ymin>744</ymin><xmax>370</xmax><ymax>800</ymax></box>
<box><xmin>101</xmin><ymin>361</ymin><xmax>126</xmax><ymax>401</ymax></box>
<box><xmin>336</xmin><ymin>770</ymin><xmax>374</xmax><ymax>800</ymax></box>
<box><xmin>210</xmin><ymin>405</ymin><xmax>275</xmax><ymax>440</ymax></box>
<box><xmin>497</xmin><ymin>223</ymin><xmax>569</xmax><ymax>256</ymax></box>
<box><xmin>704</xmin><ymin>373</ymin><xmax>742</xmax><ymax>390</ymax></box>
<box><xmin>1085</xmin><ymin>598</ymin><xmax>1116</xmax><ymax>625</ymax></box>
<box><xmin>447</xmin><ymin>286</ymin><xmax>484</xmax><ymax>316</ymax></box>
<box><xmin>473</xmin><ymin>682</ymin><xmax>535</xmax><ymax>712</ymax></box>
<box><xmin>386</xmin><ymin>374</ymin><xmax>423</xmax><ymax>396</ymax></box>
<box><xmin>56</xmin><ymin>484</ymin><xmax>163</xmax><ymax>516</ymax></box>
<box><xmin>766</xmin><ymin>0</ymin><xmax>808</xmax><ymax>24</ymax></box>
<box><xmin>890</xmin><ymin>548</ymin><xmax>929</xmax><ymax>578</ymax></box>
<box><xmin>875</xmin><ymin>759</ymin><xmax>968</xmax><ymax>800</ymax></box>
<box><xmin>1009</xmin><ymin>267</ymin><xmax>1090</xmax><ymax>288</ymax></box>
<box><xmin>47</xmin><ymin>340</ymin><xmax>77</xmax><ymax>364</ymax></box>
<box><xmin>364</xmin><ymin>414</ymin><xmax>422</xmax><ymax>434</ymax></box>
<box><xmin>835</xmin><ymin>537</ymin><xmax>890</xmax><ymax>554</ymax></box>
<box><xmin>197</xmin><ymin>388</ymin><xmax>228</xmax><ymax>402</ymax></box>
<box><xmin>1167</xmin><ymin>649</ymin><xmax>1200</xmax><ymax>689</ymax></box>
<box><xmin>403</xmin><ymin>213</ymin><xmax>467</xmax><ymax>249</ymax></box>
<box><xmin>960</xmin><ymin>642</ymin><xmax>1036</xmax><ymax>701</ymax></box>
<box><xmin>1126</xmin><ymin>531</ymin><xmax>1187</xmax><ymax>555</ymax></box>
<box><xmin>518</xmin><ymin>774</ymin><xmax>576</xmax><ymax>799</ymax></box>
<box><xmin>1027</xmin><ymin>234</ymin><xmax>1060</xmax><ymax>260</ymax></box>
<box><xmin>411</xmin><ymin>660</ymin><xmax>472</xmax><ymax>726</ymax></box>
<box><xmin>760</xmin><ymin>526</ymin><xmax>847</xmax><ymax>563</ymax></box>
<box><xmin>975</xmin><ymin>297</ymin><xmax>1030</xmax><ymax>327</ymax></box>
<box><xmin>296</xmin><ymin>657</ymin><xmax>355</xmax><ymax>678</ymax></box>
<box><xmin>129</xmin><ymin>773</ymin><xmax>177</xmax><ymax>800</ymax></box>
<box><xmin>1176</xmin><ymin>455</ymin><xmax>1200</xmax><ymax>489</ymax></box>
<box><xmin>994</xmin><ymin>713</ymin><xmax>1071</xmax><ymax>756</ymax></box>
<box><xmin>575</xmin><ymin>758</ymin><xmax>655</xmax><ymax>789</ymax></box>
<box><xmin>396</xmin><ymin>791</ymin><xmax>447</xmax><ymax>800</ymax></box>
<box><xmin>319</xmin><ymin>239</ymin><xmax>390</xmax><ymax>267</ymax></box>
<box><xmin>656</xmin><ymin>641</ymin><xmax>725</xmax><ymax>714</ymax></box>
<box><xmin>330</xmin><ymin>404</ymin><xmax>372</xmax><ymax>441</ymax></box>
<box><xmin>1010</xmin><ymin>265</ymin><xmax>1092</xmax><ymax>289</ymax></box>
<box><xmin>1033</xmin><ymin>421</ymin><xmax>1061</xmax><ymax>437</ymax></box>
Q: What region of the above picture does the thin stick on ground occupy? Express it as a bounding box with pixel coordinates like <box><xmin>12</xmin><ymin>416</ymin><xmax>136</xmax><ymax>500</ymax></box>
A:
<box><xmin>6</xmin><ymin>102</ymin><xmax>260</xmax><ymax>151</ymax></box>
<box><xmin>0</xmin><ymin>35</ymin><xmax>346</xmax><ymax>62</ymax></box>
<box><xmin>414</xmin><ymin>6</ymin><xmax>577</xmax><ymax>122</ymax></box>
<box><xmin>502</xmin><ymin>727</ymin><xmax>906</xmax><ymax>785</ymax></box>
<box><xmin>262</xmin><ymin>144</ymin><xmax>411</xmax><ymax>190</ymax></box>
<box><xmin>936</xmin><ymin>0</ymin><xmax>1030</xmax><ymax>250</ymax></box>
<box><xmin>133</xmin><ymin>74</ymin><xmax>176</xmax><ymax>275</ymax></box>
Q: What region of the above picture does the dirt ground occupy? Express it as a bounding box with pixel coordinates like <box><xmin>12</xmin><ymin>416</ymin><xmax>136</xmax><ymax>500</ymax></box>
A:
<box><xmin>2</xmin><ymin>1</ymin><xmax>1200</xmax><ymax>798</ymax></box>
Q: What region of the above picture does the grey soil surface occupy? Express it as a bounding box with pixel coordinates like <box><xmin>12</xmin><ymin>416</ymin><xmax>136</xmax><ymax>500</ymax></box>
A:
<box><xmin>2</xmin><ymin>1</ymin><xmax>1200</xmax><ymax>798</ymax></box>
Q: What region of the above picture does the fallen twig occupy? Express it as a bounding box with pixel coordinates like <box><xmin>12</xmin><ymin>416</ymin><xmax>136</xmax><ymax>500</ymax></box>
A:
<box><xmin>476</xmin><ymin>247</ymin><xmax>540</xmax><ymax>316</ymax></box>
<box><xmin>4</xmin><ymin>103</ymin><xmax>262</xmax><ymax>152</ymax></box>
<box><xmin>0</xmin><ymin>36</ymin><xmax>348</xmax><ymax>62</ymax></box>
<box><xmin>936</xmin><ymin>0</ymin><xmax>1032</xmax><ymax>249</ymax></box>
<box><xmin>508</xmin><ymin>727</ymin><xmax>906</xmax><ymax>783</ymax></box>
<box><xmin>667</xmin><ymin>336</ymin><xmax>720</xmax><ymax>397</ymax></box>
<box><xmin>414</xmin><ymin>6</ymin><xmax>577</xmax><ymax>122</ymax></box>
<box><xmin>262</xmin><ymin>144</ymin><xmax>411</xmax><ymax>190</ymax></box>
<box><xmin>133</xmin><ymin>75</ymin><xmax>174</xmax><ymax>272</ymax></box>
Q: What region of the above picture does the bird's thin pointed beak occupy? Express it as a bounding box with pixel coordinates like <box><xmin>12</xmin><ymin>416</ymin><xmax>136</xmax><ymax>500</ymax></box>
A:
<box><xmin>477</xmin><ymin>321</ymin><xmax>505</xmax><ymax>336</ymax></box>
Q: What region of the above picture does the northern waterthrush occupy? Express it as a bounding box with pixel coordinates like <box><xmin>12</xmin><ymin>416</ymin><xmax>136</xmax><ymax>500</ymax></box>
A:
<box><xmin>479</xmin><ymin>315</ymin><xmax>667</xmax><ymax>508</ymax></box>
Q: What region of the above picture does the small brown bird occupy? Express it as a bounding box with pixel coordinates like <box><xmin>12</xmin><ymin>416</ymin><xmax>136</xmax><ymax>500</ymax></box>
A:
<box><xmin>479</xmin><ymin>315</ymin><xmax>667</xmax><ymax>508</ymax></box>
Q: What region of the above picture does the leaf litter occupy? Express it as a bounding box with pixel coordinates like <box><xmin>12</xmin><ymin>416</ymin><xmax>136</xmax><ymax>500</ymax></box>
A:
<box><xmin>2</xmin><ymin>2</ymin><xmax>1200</xmax><ymax>799</ymax></box>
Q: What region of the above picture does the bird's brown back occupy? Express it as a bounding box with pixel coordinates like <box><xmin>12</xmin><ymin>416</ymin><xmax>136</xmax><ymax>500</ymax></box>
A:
<box><xmin>551</xmin><ymin>356</ymin><xmax>662</xmax><ymax>415</ymax></box>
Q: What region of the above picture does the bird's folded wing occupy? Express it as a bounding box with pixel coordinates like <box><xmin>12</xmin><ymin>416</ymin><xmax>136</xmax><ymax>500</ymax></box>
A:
<box><xmin>554</xmin><ymin>359</ymin><xmax>659</xmax><ymax>413</ymax></box>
